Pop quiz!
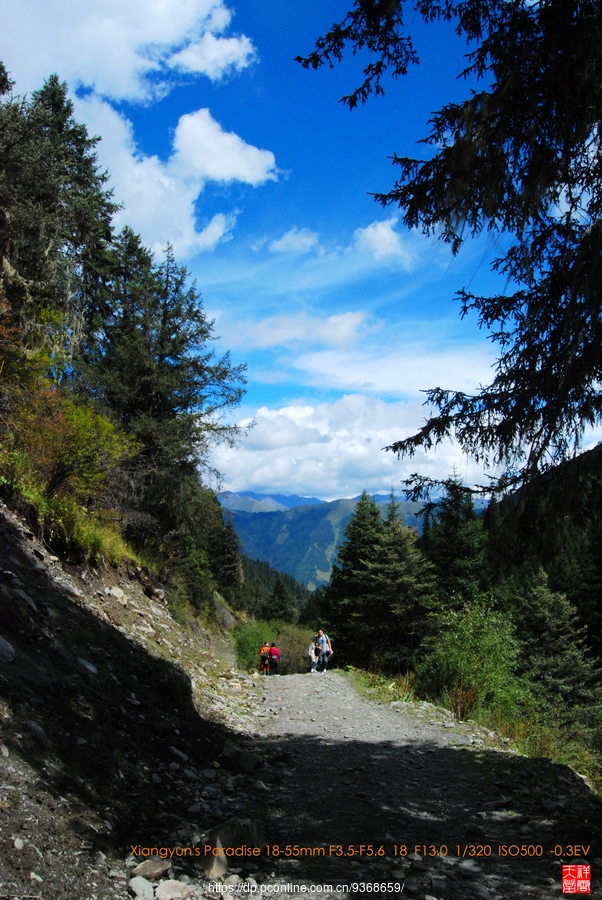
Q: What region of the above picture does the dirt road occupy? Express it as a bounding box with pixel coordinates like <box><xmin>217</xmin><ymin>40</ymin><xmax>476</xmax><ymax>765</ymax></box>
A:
<box><xmin>251</xmin><ymin>672</ymin><xmax>601</xmax><ymax>899</ymax></box>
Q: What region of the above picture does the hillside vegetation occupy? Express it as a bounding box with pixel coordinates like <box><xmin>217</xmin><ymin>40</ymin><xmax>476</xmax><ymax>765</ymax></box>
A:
<box><xmin>0</xmin><ymin>65</ymin><xmax>255</xmax><ymax>620</ymax></box>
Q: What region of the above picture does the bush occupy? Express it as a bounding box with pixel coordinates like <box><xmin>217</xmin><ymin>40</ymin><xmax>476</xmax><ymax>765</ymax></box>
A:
<box><xmin>233</xmin><ymin>620</ymin><xmax>314</xmax><ymax>674</ymax></box>
<box><xmin>416</xmin><ymin>598</ymin><xmax>525</xmax><ymax>719</ymax></box>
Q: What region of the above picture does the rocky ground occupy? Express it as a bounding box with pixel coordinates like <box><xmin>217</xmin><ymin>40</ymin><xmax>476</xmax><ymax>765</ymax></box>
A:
<box><xmin>1</xmin><ymin>499</ymin><xmax>601</xmax><ymax>900</ymax></box>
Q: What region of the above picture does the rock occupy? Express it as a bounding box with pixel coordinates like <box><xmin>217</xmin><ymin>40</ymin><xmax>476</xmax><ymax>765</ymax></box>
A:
<box><xmin>0</xmin><ymin>743</ymin><xmax>8</xmax><ymax>757</ymax></box>
<box><xmin>224</xmin><ymin>875</ymin><xmax>241</xmax><ymax>886</ymax></box>
<box><xmin>206</xmin><ymin>817</ymin><xmax>265</xmax><ymax>852</ymax></box>
<box><xmin>129</xmin><ymin>875</ymin><xmax>154</xmax><ymax>900</ymax></box>
<box><xmin>131</xmin><ymin>858</ymin><xmax>171</xmax><ymax>879</ymax></box>
<box><xmin>170</xmin><ymin>746</ymin><xmax>189</xmax><ymax>762</ymax></box>
<box><xmin>219</xmin><ymin>744</ymin><xmax>261</xmax><ymax>775</ymax></box>
<box><xmin>203</xmin><ymin>768</ymin><xmax>216</xmax><ymax>780</ymax></box>
<box><xmin>0</xmin><ymin>635</ymin><xmax>16</xmax><ymax>664</ymax></box>
<box><xmin>202</xmin><ymin>837</ymin><xmax>229</xmax><ymax>878</ymax></box>
<box><xmin>457</xmin><ymin>859</ymin><xmax>483</xmax><ymax>878</ymax></box>
<box><xmin>108</xmin><ymin>586</ymin><xmax>125</xmax><ymax>600</ymax></box>
<box><xmin>62</xmin><ymin>582</ymin><xmax>82</xmax><ymax>598</ymax></box>
<box><xmin>202</xmin><ymin>818</ymin><xmax>265</xmax><ymax>877</ymax></box>
<box><xmin>187</xmin><ymin>802</ymin><xmax>202</xmax><ymax>813</ymax></box>
<box><xmin>78</xmin><ymin>657</ymin><xmax>98</xmax><ymax>676</ymax></box>
<box><xmin>254</xmin><ymin>780</ymin><xmax>268</xmax><ymax>791</ymax></box>
<box><xmin>14</xmin><ymin>837</ymin><xmax>24</xmax><ymax>850</ymax></box>
<box><xmin>24</xmin><ymin>720</ymin><xmax>49</xmax><ymax>744</ymax></box>
<box><xmin>12</xmin><ymin>587</ymin><xmax>38</xmax><ymax>612</ymax></box>
<box><xmin>155</xmin><ymin>879</ymin><xmax>193</xmax><ymax>899</ymax></box>
<box><xmin>213</xmin><ymin>592</ymin><xmax>237</xmax><ymax>630</ymax></box>
<box><xmin>408</xmin><ymin>853</ymin><xmax>424</xmax><ymax>872</ymax></box>
<box><xmin>431</xmin><ymin>875</ymin><xmax>447</xmax><ymax>890</ymax></box>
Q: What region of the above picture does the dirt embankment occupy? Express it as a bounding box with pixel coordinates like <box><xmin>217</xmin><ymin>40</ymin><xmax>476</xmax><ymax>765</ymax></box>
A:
<box><xmin>1</xmin><ymin>499</ymin><xmax>601</xmax><ymax>900</ymax></box>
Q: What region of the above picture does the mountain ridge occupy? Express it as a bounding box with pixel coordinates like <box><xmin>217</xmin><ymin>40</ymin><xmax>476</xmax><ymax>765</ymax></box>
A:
<box><xmin>226</xmin><ymin>496</ymin><xmax>424</xmax><ymax>588</ymax></box>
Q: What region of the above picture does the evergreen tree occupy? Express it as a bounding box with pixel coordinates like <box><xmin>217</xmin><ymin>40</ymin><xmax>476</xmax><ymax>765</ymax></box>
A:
<box><xmin>512</xmin><ymin>572</ymin><xmax>602</xmax><ymax>716</ymax></box>
<box><xmin>325</xmin><ymin>491</ymin><xmax>385</xmax><ymax>662</ymax></box>
<box><xmin>90</xmin><ymin>230</ymin><xmax>245</xmax><ymax>551</ymax></box>
<box><xmin>0</xmin><ymin>68</ymin><xmax>116</xmax><ymax>378</ymax></box>
<box><xmin>325</xmin><ymin>490</ymin><xmax>434</xmax><ymax>669</ymax></box>
<box><xmin>424</xmin><ymin>478</ymin><xmax>486</xmax><ymax>608</ymax></box>
<box><xmin>262</xmin><ymin>576</ymin><xmax>295</xmax><ymax>622</ymax></box>
<box><xmin>211</xmin><ymin>515</ymin><xmax>243</xmax><ymax>602</ymax></box>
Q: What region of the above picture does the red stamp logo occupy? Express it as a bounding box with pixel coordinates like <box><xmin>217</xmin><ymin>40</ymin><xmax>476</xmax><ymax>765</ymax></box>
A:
<box><xmin>562</xmin><ymin>864</ymin><xmax>591</xmax><ymax>894</ymax></box>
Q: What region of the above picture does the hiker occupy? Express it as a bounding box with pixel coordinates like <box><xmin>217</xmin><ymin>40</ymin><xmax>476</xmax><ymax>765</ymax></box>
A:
<box><xmin>315</xmin><ymin>628</ymin><xmax>332</xmax><ymax>673</ymax></box>
<box><xmin>260</xmin><ymin>640</ymin><xmax>270</xmax><ymax>676</ymax></box>
<box><xmin>308</xmin><ymin>637</ymin><xmax>318</xmax><ymax>673</ymax></box>
<box><xmin>269</xmin><ymin>642</ymin><xmax>280</xmax><ymax>676</ymax></box>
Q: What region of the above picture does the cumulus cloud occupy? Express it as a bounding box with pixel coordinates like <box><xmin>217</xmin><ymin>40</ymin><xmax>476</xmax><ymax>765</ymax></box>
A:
<box><xmin>172</xmin><ymin>109</ymin><xmax>276</xmax><ymax>185</ymax></box>
<box><xmin>75</xmin><ymin>96</ymin><xmax>276</xmax><ymax>257</ymax></box>
<box><xmin>269</xmin><ymin>227</ymin><xmax>320</xmax><ymax>255</ymax></box>
<box><xmin>353</xmin><ymin>217</ymin><xmax>416</xmax><ymax>266</ymax></box>
<box><xmin>0</xmin><ymin>0</ymin><xmax>255</xmax><ymax>100</ymax></box>
<box><xmin>211</xmin><ymin>395</ymin><xmax>491</xmax><ymax>499</ymax></box>
<box><xmin>168</xmin><ymin>31</ymin><xmax>255</xmax><ymax>79</ymax></box>
<box><xmin>225</xmin><ymin>312</ymin><xmax>368</xmax><ymax>349</ymax></box>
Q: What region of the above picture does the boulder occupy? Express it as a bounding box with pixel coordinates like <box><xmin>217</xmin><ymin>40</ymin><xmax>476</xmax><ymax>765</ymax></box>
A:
<box><xmin>131</xmin><ymin>858</ymin><xmax>171</xmax><ymax>879</ymax></box>
<box><xmin>218</xmin><ymin>743</ymin><xmax>261</xmax><ymax>775</ymax></box>
<box><xmin>0</xmin><ymin>635</ymin><xmax>16</xmax><ymax>664</ymax></box>
<box><xmin>128</xmin><ymin>875</ymin><xmax>154</xmax><ymax>900</ymax></box>
<box><xmin>155</xmin><ymin>880</ymin><xmax>193</xmax><ymax>899</ymax></box>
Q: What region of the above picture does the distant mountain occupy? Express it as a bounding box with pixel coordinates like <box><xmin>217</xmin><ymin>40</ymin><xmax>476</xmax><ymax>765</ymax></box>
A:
<box><xmin>218</xmin><ymin>492</ymin><xmax>289</xmax><ymax>513</ymax></box>
<box><xmin>228</xmin><ymin>496</ymin><xmax>423</xmax><ymax>589</ymax></box>
<box><xmin>237</xmin><ymin>491</ymin><xmax>326</xmax><ymax>509</ymax></box>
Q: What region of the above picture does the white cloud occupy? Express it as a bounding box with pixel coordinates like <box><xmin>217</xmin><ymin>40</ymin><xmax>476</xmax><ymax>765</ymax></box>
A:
<box><xmin>168</xmin><ymin>32</ymin><xmax>255</xmax><ymax>79</ymax></box>
<box><xmin>225</xmin><ymin>312</ymin><xmax>368</xmax><ymax>349</ymax></box>
<box><xmin>75</xmin><ymin>96</ymin><xmax>276</xmax><ymax>257</ymax></box>
<box><xmin>353</xmin><ymin>217</ymin><xmax>416</xmax><ymax>265</ymax></box>
<box><xmin>269</xmin><ymin>227</ymin><xmax>320</xmax><ymax>255</ymax></box>
<box><xmin>211</xmin><ymin>395</ymin><xmax>492</xmax><ymax>499</ymax></box>
<box><xmin>0</xmin><ymin>0</ymin><xmax>255</xmax><ymax>101</ymax></box>
<box><xmin>172</xmin><ymin>109</ymin><xmax>276</xmax><ymax>185</ymax></box>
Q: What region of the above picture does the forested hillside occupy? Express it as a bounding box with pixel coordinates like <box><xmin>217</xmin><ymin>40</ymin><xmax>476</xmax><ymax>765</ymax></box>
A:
<box><xmin>0</xmin><ymin>65</ymin><xmax>247</xmax><ymax>619</ymax></box>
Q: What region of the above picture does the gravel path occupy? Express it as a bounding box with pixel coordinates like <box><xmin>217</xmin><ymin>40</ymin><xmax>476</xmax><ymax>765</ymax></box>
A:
<box><xmin>247</xmin><ymin>671</ymin><xmax>602</xmax><ymax>899</ymax></box>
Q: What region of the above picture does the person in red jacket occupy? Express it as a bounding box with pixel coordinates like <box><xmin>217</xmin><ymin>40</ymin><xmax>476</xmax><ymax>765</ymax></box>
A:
<box><xmin>268</xmin><ymin>642</ymin><xmax>280</xmax><ymax>676</ymax></box>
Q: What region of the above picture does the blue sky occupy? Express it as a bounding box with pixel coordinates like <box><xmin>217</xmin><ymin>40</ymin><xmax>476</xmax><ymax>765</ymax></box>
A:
<box><xmin>1</xmin><ymin>0</ymin><xmax>520</xmax><ymax>498</ymax></box>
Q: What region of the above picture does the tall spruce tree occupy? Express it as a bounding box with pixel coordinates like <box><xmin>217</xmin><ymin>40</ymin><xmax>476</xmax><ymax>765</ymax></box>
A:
<box><xmin>262</xmin><ymin>576</ymin><xmax>295</xmax><ymax>622</ymax></box>
<box><xmin>325</xmin><ymin>490</ymin><xmax>434</xmax><ymax>669</ymax></box>
<box><xmin>424</xmin><ymin>478</ymin><xmax>486</xmax><ymax>608</ymax></box>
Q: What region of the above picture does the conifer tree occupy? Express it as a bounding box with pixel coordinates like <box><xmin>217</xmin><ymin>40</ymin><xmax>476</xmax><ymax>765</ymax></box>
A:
<box><xmin>262</xmin><ymin>576</ymin><xmax>294</xmax><ymax>622</ymax></box>
<box><xmin>425</xmin><ymin>478</ymin><xmax>486</xmax><ymax>608</ymax></box>
<box><xmin>514</xmin><ymin>572</ymin><xmax>602</xmax><ymax>716</ymax></box>
<box><xmin>325</xmin><ymin>490</ymin><xmax>434</xmax><ymax>669</ymax></box>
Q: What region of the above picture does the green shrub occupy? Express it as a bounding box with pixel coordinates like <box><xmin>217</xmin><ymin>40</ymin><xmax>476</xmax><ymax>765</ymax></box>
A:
<box><xmin>416</xmin><ymin>598</ymin><xmax>525</xmax><ymax>719</ymax></box>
